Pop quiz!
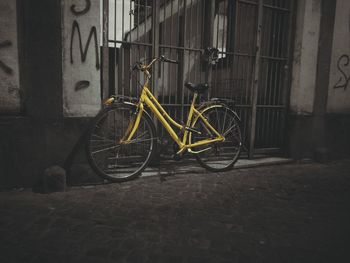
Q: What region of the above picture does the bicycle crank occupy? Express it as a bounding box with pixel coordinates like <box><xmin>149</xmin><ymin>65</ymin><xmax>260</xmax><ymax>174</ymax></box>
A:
<box><xmin>188</xmin><ymin>147</ymin><xmax>212</xmax><ymax>154</ymax></box>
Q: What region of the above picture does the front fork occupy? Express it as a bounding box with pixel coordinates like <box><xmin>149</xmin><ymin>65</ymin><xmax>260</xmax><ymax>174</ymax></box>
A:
<box><xmin>104</xmin><ymin>97</ymin><xmax>144</xmax><ymax>144</ymax></box>
<box><xmin>119</xmin><ymin>102</ymin><xmax>144</xmax><ymax>144</ymax></box>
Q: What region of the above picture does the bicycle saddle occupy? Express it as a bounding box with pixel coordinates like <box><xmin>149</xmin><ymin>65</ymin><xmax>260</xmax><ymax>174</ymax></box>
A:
<box><xmin>185</xmin><ymin>82</ymin><xmax>209</xmax><ymax>94</ymax></box>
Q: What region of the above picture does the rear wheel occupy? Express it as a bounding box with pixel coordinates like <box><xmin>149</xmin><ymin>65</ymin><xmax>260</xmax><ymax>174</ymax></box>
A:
<box><xmin>86</xmin><ymin>104</ymin><xmax>156</xmax><ymax>182</ymax></box>
<box><xmin>190</xmin><ymin>105</ymin><xmax>242</xmax><ymax>172</ymax></box>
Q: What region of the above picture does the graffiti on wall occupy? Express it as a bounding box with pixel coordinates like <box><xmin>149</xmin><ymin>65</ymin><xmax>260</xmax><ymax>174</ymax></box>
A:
<box><xmin>75</xmin><ymin>80</ymin><xmax>90</xmax><ymax>91</ymax></box>
<box><xmin>333</xmin><ymin>54</ymin><xmax>350</xmax><ymax>90</ymax></box>
<box><xmin>69</xmin><ymin>0</ymin><xmax>99</xmax><ymax>91</ymax></box>
<box><xmin>70</xmin><ymin>21</ymin><xmax>100</xmax><ymax>70</ymax></box>
<box><xmin>0</xmin><ymin>40</ymin><xmax>13</xmax><ymax>75</ymax></box>
<box><xmin>70</xmin><ymin>0</ymin><xmax>91</xmax><ymax>15</ymax></box>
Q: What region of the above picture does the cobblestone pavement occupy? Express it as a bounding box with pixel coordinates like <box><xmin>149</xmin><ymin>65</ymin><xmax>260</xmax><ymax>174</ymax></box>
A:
<box><xmin>1</xmin><ymin>160</ymin><xmax>350</xmax><ymax>263</ymax></box>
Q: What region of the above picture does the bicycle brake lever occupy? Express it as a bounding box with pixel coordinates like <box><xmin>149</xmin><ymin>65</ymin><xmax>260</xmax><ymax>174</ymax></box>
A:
<box><xmin>160</xmin><ymin>55</ymin><xmax>178</xmax><ymax>64</ymax></box>
<box><xmin>132</xmin><ymin>62</ymin><xmax>142</xmax><ymax>71</ymax></box>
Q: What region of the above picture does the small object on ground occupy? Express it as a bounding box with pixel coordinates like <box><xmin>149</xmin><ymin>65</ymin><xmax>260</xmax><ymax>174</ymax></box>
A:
<box><xmin>32</xmin><ymin>165</ymin><xmax>66</xmax><ymax>194</ymax></box>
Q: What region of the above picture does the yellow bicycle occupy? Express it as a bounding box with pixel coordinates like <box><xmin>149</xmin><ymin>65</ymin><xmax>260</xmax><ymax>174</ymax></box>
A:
<box><xmin>86</xmin><ymin>56</ymin><xmax>242</xmax><ymax>182</ymax></box>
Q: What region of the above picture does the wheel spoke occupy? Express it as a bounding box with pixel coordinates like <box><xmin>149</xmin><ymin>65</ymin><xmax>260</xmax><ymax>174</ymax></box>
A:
<box><xmin>221</xmin><ymin>108</ymin><xmax>227</xmax><ymax>134</ymax></box>
<box><xmin>91</xmin><ymin>144</ymin><xmax>121</xmax><ymax>155</ymax></box>
<box><xmin>91</xmin><ymin>134</ymin><xmax>115</xmax><ymax>143</ymax></box>
<box><xmin>223</xmin><ymin>122</ymin><xmax>238</xmax><ymax>137</ymax></box>
<box><xmin>128</xmin><ymin>137</ymin><xmax>154</xmax><ymax>144</ymax></box>
<box><xmin>216</xmin><ymin>108</ymin><xmax>221</xmax><ymax>131</ymax></box>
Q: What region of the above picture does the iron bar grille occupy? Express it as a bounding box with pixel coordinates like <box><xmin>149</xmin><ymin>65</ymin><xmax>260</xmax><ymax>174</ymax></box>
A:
<box><xmin>104</xmin><ymin>0</ymin><xmax>295</xmax><ymax>157</ymax></box>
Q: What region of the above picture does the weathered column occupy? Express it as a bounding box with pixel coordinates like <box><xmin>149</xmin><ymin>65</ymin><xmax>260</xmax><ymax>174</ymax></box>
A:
<box><xmin>325</xmin><ymin>0</ymin><xmax>350</xmax><ymax>157</ymax></box>
<box><xmin>62</xmin><ymin>0</ymin><xmax>101</xmax><ymax>117</ymax></box>
<box><xmin>290</xmin><ymin>0</ymin><xmax>321</xmax><ymax>115</ymax></box>
<box><xmin>287</xmin><ymin>0</ymin><xmax>322</xmax><ymax>158</ymax></box>
<box><xmin>327</xmin><ymin>0</ymin><xmax>350</xmax><ymax>112</ymax></box>
<box><xmin>288</xmin><ymin>0</ymin><xmax>341</xmax><ymax>159</ymax></box>
<box><xmin>0</xmin><ymin>0</ymin><xmax>20</xmax><ymax>113</ymax></box>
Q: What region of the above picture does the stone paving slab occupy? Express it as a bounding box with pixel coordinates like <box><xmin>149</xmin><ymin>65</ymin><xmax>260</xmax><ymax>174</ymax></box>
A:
<box><xmin>1</xmin><ymin>160</ymin><xmax>350</xmax><ymax>262</ymax></box>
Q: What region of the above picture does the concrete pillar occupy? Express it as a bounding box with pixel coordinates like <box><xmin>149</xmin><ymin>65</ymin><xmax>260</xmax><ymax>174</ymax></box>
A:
<box><xmin>327</xmin><ymin>0</ymin><xmax>350</xmax><ymax>113</ymax></box>
<box><xmin>324</xmin><ymin>0</ymin><xmax>350</xmax><ymax>157</ymax></box>
<box><xmin>62</xmin><ymin>0</ymin><xmax>101</xmax><ymax>117</ymax></box>
<box><xmin>287</xmin><ymin>0</ymin><xmax>322</xmax><ymax>158</ymax></box>
<box><xmin>0</xmin><ymin>0</ymin><xmax>20</xmax><ymax>113</ymax></box>
<box><xmin>290</xmin><ymin>0</ymin><xmax>321</xmax><ymax>115</ymax></box>
<box><xmin>288</xmin><ymin>0</ymin><xmax>338</xmax><ymax>159</ymax></box>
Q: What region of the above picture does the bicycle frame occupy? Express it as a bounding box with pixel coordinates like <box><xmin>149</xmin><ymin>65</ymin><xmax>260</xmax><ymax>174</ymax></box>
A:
<box><xmin>119</xmin><ymin>80</ymin><xmax>225</xmax><ymax>155</ymax></box>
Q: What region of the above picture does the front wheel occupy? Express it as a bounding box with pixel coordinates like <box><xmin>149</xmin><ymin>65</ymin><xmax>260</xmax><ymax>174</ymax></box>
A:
<box><xmin>190</xmin><ymin>105</ymin><xmax>242</xmax><ymax>172</ymax></box>
<box><xmin>86</xmin><ymin>104</ymin><xmax>156</xmax><ymax>182</ymax></box>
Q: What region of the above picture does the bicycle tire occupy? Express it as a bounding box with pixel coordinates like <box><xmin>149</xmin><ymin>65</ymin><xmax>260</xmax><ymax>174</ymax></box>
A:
<box><xmin>189</xmin><ymin>104</ymin><xmax>242</xmax><ymax>172</ymax></box>
<box><xmin>86</xmin><ymin>103</ymin><xmax>156</xmax><ymax>182</ymax></box>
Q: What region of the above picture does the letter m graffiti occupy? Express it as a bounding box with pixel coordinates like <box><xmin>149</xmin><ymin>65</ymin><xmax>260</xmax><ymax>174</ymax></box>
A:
<box><xmin>70</xmin><ymin>20</ymin><xmax>100</xmax><ymax>70</ymax></box>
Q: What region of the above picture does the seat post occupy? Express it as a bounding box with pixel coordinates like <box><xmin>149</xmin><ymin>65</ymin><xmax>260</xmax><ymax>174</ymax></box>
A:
<box><xmin>184</xmin><ymin>92</ymin><xmax>198</xmax><ymax>131</ymax></box>
<box><xmin>191</xmin><ymin>92</ymin><xmax>198</xmax><ymax>107</ymax></box>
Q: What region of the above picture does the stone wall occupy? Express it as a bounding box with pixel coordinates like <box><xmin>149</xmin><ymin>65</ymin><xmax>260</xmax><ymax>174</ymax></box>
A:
<box><xmin>0</xmin><ymin>0</ymin><xmax>102</xmax><ymax>188</ymax></box>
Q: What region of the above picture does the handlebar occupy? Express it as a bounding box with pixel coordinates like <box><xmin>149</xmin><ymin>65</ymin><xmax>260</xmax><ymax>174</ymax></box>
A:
<box><xmin>160</xmin><ymin>55</ymin><xmax>178</xmax><ymax>64</ymax></box>
<box><xmin>132</xmin><ymin>55</ymin><xmax>178</xmax><ymax>72</ymax></box>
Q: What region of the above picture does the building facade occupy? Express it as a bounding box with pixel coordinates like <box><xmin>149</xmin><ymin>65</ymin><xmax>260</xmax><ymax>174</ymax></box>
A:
<box><xmin>0</xmin><ymin>0</ymin><xmax>349</xmax><ymax>187</ymax></box>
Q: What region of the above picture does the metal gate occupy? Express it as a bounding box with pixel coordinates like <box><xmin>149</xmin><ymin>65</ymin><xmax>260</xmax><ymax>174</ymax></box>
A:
<box><xmin>102</xmin><ymin>0</ymin><xmax>296</xmax><ymax>157</ymax></box>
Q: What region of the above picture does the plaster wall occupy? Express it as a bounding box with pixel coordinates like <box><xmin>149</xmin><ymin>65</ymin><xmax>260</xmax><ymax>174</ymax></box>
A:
<box><xmin>62</xmin><ymin>0</ymin><xmax>101</xmax><ymax>117</ymax></box>
<box><xmin>0</xmin><ymin>0</ymin><xmax>20</xmax><ymax>113</ymax></box>
<box><xmin>290</xmin><ymin>0</ymin><xmax>321</xmax><ymax>115</ymax></box>
<box><xmin>327</xmin><ymin>0</ymin><xmax>350</xmax><ymax>113</ymax></box>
